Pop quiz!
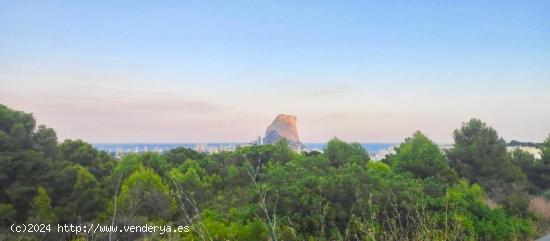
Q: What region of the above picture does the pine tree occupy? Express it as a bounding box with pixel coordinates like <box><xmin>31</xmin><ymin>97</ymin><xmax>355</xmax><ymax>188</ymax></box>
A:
<box><xmin>27</xmin><ymin>187</ymin><xmax>57</xmax><ymax>224</ymax></box>
<box><xmin>533</xmin><ymin>135</ymin><xmax>550</xmax><ymax>191</ymax></box>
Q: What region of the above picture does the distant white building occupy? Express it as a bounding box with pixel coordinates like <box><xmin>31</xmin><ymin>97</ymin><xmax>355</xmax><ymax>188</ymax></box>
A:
<box><xmin>194</xmin><ymin>143</ymin><xmax>208</xmax><ymax>153</ymax></box>
<box><xmin>437</xmin><ymin>143</ymin><xmax>542</xmax><ymax>160</ymax></box>
<box><xmin>507</xmin><ymin>146</ymin><xmax>542</xmax><ymax>159</ymax></box>
<box><xmin>370</xmin><ymin>146</ymin><xmax>397</xmax><ymax>161</ymax></box>
<box><xmin>437</xmin><ymin>144</ymin><xmax>453</xmax><ymax>151</ymax></box>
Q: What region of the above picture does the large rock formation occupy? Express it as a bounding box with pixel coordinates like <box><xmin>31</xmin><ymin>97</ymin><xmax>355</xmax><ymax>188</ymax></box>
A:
<box><xmin>263</xmin><ymin>114</ymin><xmax>305</xmax><ymax>151</ymax></box>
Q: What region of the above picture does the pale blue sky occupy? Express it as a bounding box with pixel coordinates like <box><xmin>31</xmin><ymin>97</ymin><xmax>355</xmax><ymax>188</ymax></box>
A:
<box><xmin>1</xmin><ymin>0</ymin><xmax>549</xmax><ymax>143</ymax></box>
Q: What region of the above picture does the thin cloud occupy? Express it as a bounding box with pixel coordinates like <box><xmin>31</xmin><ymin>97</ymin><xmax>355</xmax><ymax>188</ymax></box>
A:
<box><xmin>282</xmin><ymin>85</ymin><xmax>357</xmax><ymax>98</ymax></box>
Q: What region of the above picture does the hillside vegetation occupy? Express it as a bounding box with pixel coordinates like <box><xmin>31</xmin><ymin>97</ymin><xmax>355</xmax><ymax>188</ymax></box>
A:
<box><xmin>1</xmin><ymin>103</ymin><xmax>550</xmax><ymax>241</ymax></box>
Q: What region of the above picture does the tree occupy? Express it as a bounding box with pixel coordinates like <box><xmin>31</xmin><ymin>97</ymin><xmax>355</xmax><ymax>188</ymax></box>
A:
<box><xmin>447</xmin><ymin>119</ymin><xmax>528</xmax><ymax>213</ymax></box>
<box><xmin>3</xmin><ymin>150</ymin><xmax>54</xmax><ymax>222</ymax></box>
<box><xmin>0</xmin><ymin>103</ymin><xmax>540</xmax><ymax>240</ymax></box>
<box><xmin>272</xmin><ymin>139</ymin><xmax>295</xmax><ymax>164</ymax></box>
<box><xmin>0</xmin><ymin>203</ymin><xmax>16</xmax><ymax>223</ymax></box>
<box><xmin>445</xmin><ymin>180</ymin><xmax>532</xmax><ymax>240</ymax></box>
<box><xmin>447</xmin><ymin>119</ymin><xmax>525</xmax><ymax>188</ymax></box>
<box><xmin>0</xmin><ymin>104</ymin><xmax>35</xmax><ymax>150</ymax></box>
<box><xmin>116</xmin><ymin>167</ymin><xmax>173</xmax><ymax>220</ymax></box>
<box><xmin>33</xmin><ymin>125</ymin><xmax>58</xmax><ymax>158</ymax></box>
<box><xmin>387</xmin><ymin>131</ymin><xmax>457</xmax><ymax>184</ymax></box>
<box><xmin>324</xmin><ymin>138</ymin><xmax>369</xmax><ymax>167</ymax></box>
<box><xmin>163</xmin><ymin>147</ymin><xmax>205</xmax><ymax>167</ymax></box>
<box><xmin>0</xmin><ymin>104</ymin><xmax>56</xmax><ymax>222</ymax></box>
<box><xmin>532</xmin><ymin>135</ymin><xmax>550</xmax><ymax>191</ymax></box>
<box><xmin>112</xmin><ymin>152</ymin><xmax>169</xmax><ymax>181</ymax></box>
<box><xmin>59</xmin><ymin>139</ymin><xmax>113</xmax><ymax>177</ymax></box>
<box><xmin>27</xmin><ymin>187</ymin><xmax>57</xmax><ymax>224</ymax></box>
<box><xmin>511</xmin><ymin>149</ymin><xmax>539</xmax><ymax>193</ymax></box>
<box><xmin>66</xmin><ymin>165</ymin><xmax>104</xmax><ymax>222</ymax></box>
<box><xmin>540</xmin><ymin>135</ymin><xmax>550</xmax><ymax>163</ymax></box>
<box><xmin>9</xmin><ymin>123</ymin><xmax>27</xmax><ymax>149</ymax></box>
<box><xmin>169</xmin><ymin>159</ymin><xmax>220</xmax><ymax>205</ymax></box>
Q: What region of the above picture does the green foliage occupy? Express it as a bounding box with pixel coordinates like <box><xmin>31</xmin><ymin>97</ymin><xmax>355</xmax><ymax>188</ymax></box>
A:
<box><xmin>2</xmin><ymin>150</ymin><xmax>54</xmax><ymax>222</ymax></box>
<box><xmin>324</xmin><ymin>138</ymin><xmax>370</xmax><ymax>166</ymax></box>
<box><xmin>0</xmin><ymin>104</ymin><xmax>542</xmax><ymax>240</ymax></box>
<box><xmin>0</xmin><ymin>104</ymin><xmax>35</xmax><ymax>150</ymax></box>
<box><xmin>0</xmin><ymin>203</ymin><xmax>16</xmax><ymax>222</ymax></box>
<box><xmin>509</xmin><ymin>140</ymin><xmax>542</xmax><ymax>148</ymax></box>
<box><xmin>59</xmin><ymin>139</ymin><xmax>113</xmax><ymax>177</ymax></box>
<box><xmin>541</xmin><ymin>135</ymin><xmax>550</xmax><ymax>163</ymax></box>
<box><xmin>387</xmin><ymin>131</ymin><xmax>458</xmax><ymax>185</ymax></box>
<box><xmin>446</xmin><ymin>181</ymin><xmax>533</xmax><ymax>240</ymax></box>
<box><xmin>163</xmin><ymin>147</ymin><xmax>205</xmax><ymax>166</ymax></box>
<box><xmin>117</xmin><ymin>167</ymin><xmax>174</xmax><ymax>220</ymax></box>
<box><xmin>183</xmin><ymin>210</ymin><xmax>267</xmax><ymax>241</ymax></box>
<box><xmin>272</xmin><ymin>139</ymin><xmax>296</xmax><ymax>164</ymax></box>
<box><xmin>66</xmin><ymin>165</ymin><xmax>105</xmax><ymax>222</ymax></box>
<box><xmin>531</xmin><ymin>135</ymin><xmax>550</xmax><ymax>191</ymax></box>
<box><xmin>511</xmin><ymin>149</ymin><xmax>540</xmax><ymax>193</ymax></box>
<box><xmin>27</xmin><ymin>187</ymin><xmax>57</xmax><ymax>224</ymax></box>
<box><xmin>113</xmin><ymin>152</ymin><xmax>169</xmax><ymax>179</ymax></box>
<box><xmin>367</xmin><ymin>161</ymin><xmax>391</xmax><ymax>173</ymax></box>
<box><xmin>33</xmin><ymin>125</ymin><xmax>58</xmax><ymax>158</ymax></box>
<box><xmin>447</xmin><ymin>119</ymin><xmax>529</xmax><ymax>215</ymax></box>
<box><xmin>448</xmin><ymin>119</ymin><xmax>525</xmax><ymax>185</ymax></box>
<box><xmin>0</xmin><ymin>105</ymin><xmax>54</xmax><ymax>221</ymax></box>
<box><xmin>169</xmin><ymin>159</ymin><xmax>221</xmax><ymax>204</ymax></box>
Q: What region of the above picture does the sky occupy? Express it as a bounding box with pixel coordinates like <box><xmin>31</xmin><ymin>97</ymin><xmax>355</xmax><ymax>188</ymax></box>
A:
<box><xmin>1</xmin><ymin>0</ymin><xmax>549</xmax><ymax>143</ymax></box>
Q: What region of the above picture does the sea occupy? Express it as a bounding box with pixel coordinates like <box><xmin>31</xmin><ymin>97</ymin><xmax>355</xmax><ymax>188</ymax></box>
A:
<box><xmin>93</xmin><ymin>143</ymin><xmax>396</xmax><ymax>154</ymax></box>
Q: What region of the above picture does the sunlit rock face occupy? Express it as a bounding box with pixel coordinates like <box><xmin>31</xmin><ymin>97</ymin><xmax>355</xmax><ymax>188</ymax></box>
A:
<box><xmin>263</xmin><ymin>114</ymin><xmax>305</xmax><ymax>151</ymax></box>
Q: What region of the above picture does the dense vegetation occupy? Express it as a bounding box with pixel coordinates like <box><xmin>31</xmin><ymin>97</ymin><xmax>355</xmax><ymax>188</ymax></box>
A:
<box><xmin>1</xmin><ymin>103</ymin><xmax>550</xmax><ymax>241</ymax></box>
<box><xmin>509</xmin><ymin>140</ymin><xmax>542</xmax><ymax>148</ymax></box>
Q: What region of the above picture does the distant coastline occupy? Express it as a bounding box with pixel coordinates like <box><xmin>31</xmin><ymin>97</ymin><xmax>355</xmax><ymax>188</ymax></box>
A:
<box><xmin>93</xmin><ymin>141</ymin><xmax>543</xmax><ymax>160</ymax></box>
<box><xmin>92</xmin><ymin>142</ymin><xmax>398</xmax><ymax>160</ymax></box>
